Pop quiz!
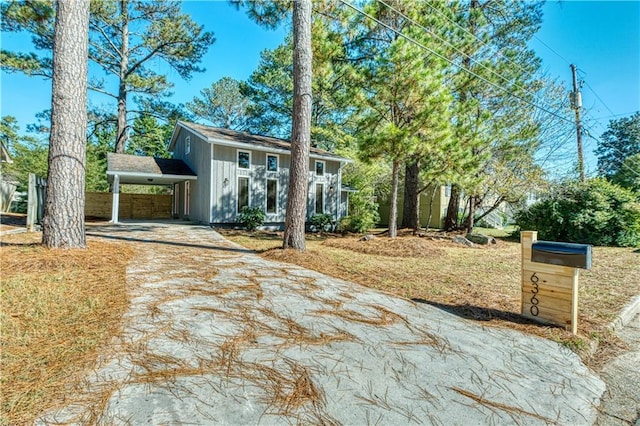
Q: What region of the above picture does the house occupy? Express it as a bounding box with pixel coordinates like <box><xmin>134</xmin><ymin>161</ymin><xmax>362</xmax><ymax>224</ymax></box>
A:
<box><xmin>106</xmin><ymin>121</ymin><xmax>352</xmax><ymax>227</ymax></box>
<box><xmin>0</xmin><ymin>141</ymin><xmax>17</xmax><ymax>212</ymax></box>
<box><xmin>378</xmin><ymin>185</ymin><xmax>514</xmax><ymax>230</ymax></box>
<box><xmin>378</xmin><ymin>185</ymin><xmax>451</xmax><ymax>229</ymax></box>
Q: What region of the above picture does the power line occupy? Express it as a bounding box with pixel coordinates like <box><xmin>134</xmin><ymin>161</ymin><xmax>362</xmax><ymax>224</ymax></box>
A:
<box><xmin>576</xmin><ymin>69</ymin><xmax>617</xmax><ymax>117</ymax></box>
<box><xmin>589</xmin><ymin>111</ymin><xmax>639</xmax><ymax>120</ymax></box>
<box><xmin>583</xmin><ymin>127</ymin><xmax>640</xmax><ymax>179</ymax></box>
<box><xmin>421</xmin><ymin>0</ymin><xmax>536</xmax><ymax>83</ymax></box>
<box><xmin>339</xmin><ymin>0</ymin><xmax>575</xmax><ymax>126</ymax></box>
<box><xmin>532</xmin><ymin>34</ymin><xmax>572</xmax><ymax>66</ymax></box>
<box><xmin>377</xmin><ymin>0</ymin><xmax>542</xmax><ymax>104</ymax></box>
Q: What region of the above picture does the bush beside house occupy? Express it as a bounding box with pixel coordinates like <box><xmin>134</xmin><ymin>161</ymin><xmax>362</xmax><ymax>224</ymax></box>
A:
<box><xmin>515</xmin><ymin>178</ymin><xmax>640</xmax><ymax>247</ymax></box>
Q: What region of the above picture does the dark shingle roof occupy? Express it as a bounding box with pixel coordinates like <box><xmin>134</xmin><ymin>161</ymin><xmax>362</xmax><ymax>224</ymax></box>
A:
<box><xmin>107</xmin><ymin>153</ymin><xmax>195</xmax><ymax>176</ymax></box>
<box><xmin>179</xmin><ymin>121</ymin><xmax>347</xmax><ymax>161</ymax></box>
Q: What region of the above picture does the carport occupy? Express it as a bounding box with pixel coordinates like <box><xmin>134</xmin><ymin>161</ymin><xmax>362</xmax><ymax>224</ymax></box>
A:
<box><xmin>106</xmin><ymin>153</ymin><xmax>196</xmax><ymax>223</ymax></box>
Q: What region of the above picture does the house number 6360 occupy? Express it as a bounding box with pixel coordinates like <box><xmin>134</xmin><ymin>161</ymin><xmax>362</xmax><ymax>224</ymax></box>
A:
<box><xmin>530</xmin><ymin>272</ymin><xmax>540</xmax><ymax>316</ymax></box>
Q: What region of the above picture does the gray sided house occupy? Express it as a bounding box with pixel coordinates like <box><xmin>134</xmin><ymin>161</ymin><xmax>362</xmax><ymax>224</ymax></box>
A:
<box><xmin>167</xmin><ymin>121</ymin><xmax>351</xmax><ymax>227</ymax></box>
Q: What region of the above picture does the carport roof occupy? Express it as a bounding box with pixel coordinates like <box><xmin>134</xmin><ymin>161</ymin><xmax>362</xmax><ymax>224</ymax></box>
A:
<box><xmin>107</xmin><ymin>153</ymin><xmax>197</xmax><ymax>185</ymax></box>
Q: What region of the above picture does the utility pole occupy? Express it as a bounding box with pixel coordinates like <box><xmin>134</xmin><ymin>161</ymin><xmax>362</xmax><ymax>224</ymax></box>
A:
<box><xmin>570</xmin><ymin>64</ymin><xmax>585</xmax><ymax>182</ymax></box>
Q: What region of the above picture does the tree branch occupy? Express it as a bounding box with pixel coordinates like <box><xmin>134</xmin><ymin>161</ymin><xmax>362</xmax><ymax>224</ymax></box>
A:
<box><xmin>90</xmin><ymin>21</ymin><xmax>122</xmax><ymax>58</ymax></box>
<box><xmin>88</xmin><ymin>85</ymin><xmax>118</xmax><ymax>99</ymax></box>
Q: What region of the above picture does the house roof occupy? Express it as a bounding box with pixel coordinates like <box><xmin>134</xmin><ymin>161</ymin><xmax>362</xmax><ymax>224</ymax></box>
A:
<box><xmin>106</xmin><ymin>153</ymin><xmax>197</xmax><ymax>185</ymax></box>
<box><xmin>169</xmin><ymin>121</ymin><xmax>351</xmax><ymax>162</ymax></box>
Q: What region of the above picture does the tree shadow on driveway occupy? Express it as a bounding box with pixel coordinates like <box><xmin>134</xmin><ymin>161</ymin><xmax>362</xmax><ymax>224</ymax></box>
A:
<box><xmin>85</xmin><ymin>232</ymin><xmax>255</xmax><ymax>255</ymax></box>
<box><xmin>412</xmin><ymin>298</ymin><xmax>554</xmax><ymax>327</ymax></box>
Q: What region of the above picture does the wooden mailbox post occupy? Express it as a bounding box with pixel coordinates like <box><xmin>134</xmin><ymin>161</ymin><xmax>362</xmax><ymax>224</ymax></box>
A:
<box><xmin>521</xmin><ymin>231</ymin><xmax>591</xmax><ymax>335</ymax></box>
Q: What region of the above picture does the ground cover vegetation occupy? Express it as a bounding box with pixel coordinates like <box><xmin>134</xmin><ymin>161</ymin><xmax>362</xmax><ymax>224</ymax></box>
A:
<box><xmin>0</xmin><ymin>233</ymin><xmax>133</xmax><ymax>424</ymax></box>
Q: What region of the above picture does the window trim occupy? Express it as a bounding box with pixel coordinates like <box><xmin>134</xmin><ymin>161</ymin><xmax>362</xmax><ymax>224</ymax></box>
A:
<box><xmin>237</xmin><ymin>149</ymin><xmax>251</xmax><ymax>170</ymax></box>
<box><xmin>185</xmin><ymin>136</ymin><xmax>191</xmax><ymax>155</ymax></box>
<box><xmin>266</xmin><ymin>178</ymin><xmax>278</xmax><ymax>215</ymax></box>
<box><xmin>315</xmin><ymin>182</ymin><xmax>325</xmax><ymax>214</ymax></box>
<box><xmin>237</xmin><ymin>176</ymin><xmax>250</xmax><ymax>213</ymax></box>
<box><xmin>315</xmin><ymin>160</ymin><xmax>325</xmax><ymax>176</ymax></box>
<box><xmin>266</xmin><ymin>153</ymin><xmax>279</xmax><ymax>172</ymax></box>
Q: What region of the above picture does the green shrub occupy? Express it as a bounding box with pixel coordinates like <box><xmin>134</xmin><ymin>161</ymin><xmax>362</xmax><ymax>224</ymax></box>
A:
<box><xmin>338</xmin><ymin>214</ymin><xmax>373</xmax><ymax>233</ymax></box>
<box><xmin>309</xmin><ymin>213</ymin><xmax>334</xmax><ymax>232</ymax></box>
<box><xmin>338</xmin><ymin>192</ymin><xmax>380</xmax><ymax>234</ymax></box>
<box><xmin>237</xmin><ymin>206</ymin><xmax>265</xmax><ymax>231</ymax></box>
<box><xmin>514</xmin><ymin>178</ymin><xmax>640</xmax><ymax>247</ymax></box>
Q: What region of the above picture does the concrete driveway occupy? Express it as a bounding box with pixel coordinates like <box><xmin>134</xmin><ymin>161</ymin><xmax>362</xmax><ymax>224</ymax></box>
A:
<box><xmin>38</xmin><ymin>221</ymin><xmax>604</xmax><ymax>425</ymax></box>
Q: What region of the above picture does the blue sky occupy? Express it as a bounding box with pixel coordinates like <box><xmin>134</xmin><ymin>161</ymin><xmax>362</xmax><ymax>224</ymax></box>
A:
<box><xmin>1</xmin><ymin>1</ymin><xmax>638</xmax><ymax>174</ymax></box>
<box><xmin>529</xmin><ymin>1</ymin><xmax>640</xmax><ymax>175</ymax></box>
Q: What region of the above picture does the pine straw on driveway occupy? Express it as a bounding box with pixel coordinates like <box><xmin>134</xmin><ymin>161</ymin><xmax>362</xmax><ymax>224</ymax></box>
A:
<box><xmin>222</xmin><ymin>230</ymin><xmax>640</xmax><ymax>364</ymax></box>
<box><xmin>0</xmin><ymin>233</ymin><xmax>133</xmax><ymax>425</ymax></box>
<box><xmin>29</xmin><ymin>224</ymin><xmax>605</xmax><ymax>425</ymax></box>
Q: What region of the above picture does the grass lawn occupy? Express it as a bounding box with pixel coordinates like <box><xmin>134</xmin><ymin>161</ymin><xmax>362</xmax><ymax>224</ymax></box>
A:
<box><xmin>222</xmin><ymin>228</ymin><xmax>640</xmax><ymax>363</ymax></box>
<box><xmin>0</xmin><ymin>232</ymin><xmax>133</xmax><ymax>425</ymax></box>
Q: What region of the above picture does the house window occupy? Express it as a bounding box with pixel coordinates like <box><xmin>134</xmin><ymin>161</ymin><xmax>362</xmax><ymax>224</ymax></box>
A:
<box><xmin>315</xmin><ymin>183</ymin><xmax>324</xmax><ymax>214</ymax></box>
<box><xmin>266</xmin><ymin>179</ymin><xmax>277</xmax><ymax>214</ymax></box>
<box><xmin>266</xmin><ymin>154</ymin><xmax>278</xmax><ymax>172</ymax></box>
<box><xmin>238</xmin><ymin>150</ymin><xmax>251</xmax><ymax>169</ymax></box>
<box><xmin>237</xmin><ymin>177</ymin><xmax>249</xmax><ymax>213</ymax></box>
<box><xmin>185</xmin><ymin>136</ymin><xmax>191</xmax><ymax>155</ymax></box>
<box><xmin>315</xmin><ymin>160</ymin><xmax>325</xmax><ymax>176</ymax></box>
<box><xmin>184</xmin><ymin>181</ymin><xmax>190</xmax><ymax>216</ymax></box>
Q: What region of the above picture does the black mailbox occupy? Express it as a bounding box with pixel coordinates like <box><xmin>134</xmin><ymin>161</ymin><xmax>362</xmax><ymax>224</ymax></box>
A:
<box><xmin>531</xmin><ymin>241</ymin><xmax>592</xmax><ymax>269</ymax></box>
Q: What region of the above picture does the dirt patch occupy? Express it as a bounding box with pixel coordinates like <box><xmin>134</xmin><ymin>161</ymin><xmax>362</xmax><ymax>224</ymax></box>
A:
<box><xmin>323</xmin><ymin>235</ymin><xmax>446</xmax><ymax>258</ymax></box>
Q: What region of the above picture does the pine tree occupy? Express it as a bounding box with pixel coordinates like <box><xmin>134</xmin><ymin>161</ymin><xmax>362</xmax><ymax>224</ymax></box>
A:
<box><xmin>241</xmin><ymin>28</ymin><xmax>353</xmax><ymax>151</ymax></box>
<box><xmin>283</xmin><ymin>0</ymin><xmax>313</xmax><ymax>251</ymax></box>
<box><xmin>1</xmin><ymin>0</ymin><xmax>214</xmax><ymax>153</ymax></box>
<box><xmin>348</xmin><ymin>1</ymin><xmax>453</xmax><ymax>237</ymax></box>
<box><xmin>187</xmin><ymin>77</ymin><xmax>251</xmax><ymax>130</ymax></box>
<box><xmin>443</xmin><ymin>0</ymin><xmax>544</xmax><ymax>232</ymax></box>
<box><xmin>41</xmin><ymin>0</ymin><xmax>89</xmax><ymax>248</ymax></box>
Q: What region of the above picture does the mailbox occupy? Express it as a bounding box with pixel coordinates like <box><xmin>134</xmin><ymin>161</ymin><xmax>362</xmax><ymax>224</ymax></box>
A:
<box><xmin>531</xmin><ymin>240</ymin><xmax>592</xmax><ymax>270</ymax></box>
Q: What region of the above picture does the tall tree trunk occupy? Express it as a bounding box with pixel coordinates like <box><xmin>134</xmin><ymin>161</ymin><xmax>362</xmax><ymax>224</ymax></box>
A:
<box><xmin>388</xmin><ymin>159</ymin><xmax>400</xmax><ymax>238</ymax></box>
<box><xmin>283</xmin><ymin>0</ymin><xmax>312</xmax><ymax>251</ymax></box>
<box><xmin>115</xmin><ymin>0</ymin><xmax>129</xmax><ymax>154</ymax></box>
<box><xmin>465</xmin><ymin>195</ymin><xmax>475</xmax><ymax>234</ymax></box>
<box><xmin>42</xmin><ymin>0</ymin><xmax>89</xmax><ymax>248</ymax></box>
<box><xmin>401</xmin><ymin>159</ymin><xmax>420</xmax><ymax>231</ymax></box>
<box><xmin>444</xmin><ymin>185</ymin><xmax>460</xmax><ymax>231</ymax></box>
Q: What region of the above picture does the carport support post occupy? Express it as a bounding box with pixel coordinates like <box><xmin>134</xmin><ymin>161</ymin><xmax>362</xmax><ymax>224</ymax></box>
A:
<box><xmin>111</xmin><ymin>174</ymin><xmax>120</xmax><ymax>223</ymax></box>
